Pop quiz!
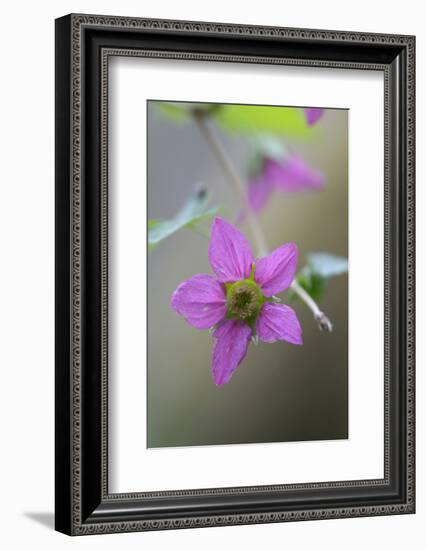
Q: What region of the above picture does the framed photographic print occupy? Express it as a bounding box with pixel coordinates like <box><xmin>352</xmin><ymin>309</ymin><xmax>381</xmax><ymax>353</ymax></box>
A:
<box><xmin>55</xmin><ymin>14</ymin><xmax>415</xmax><ymax>535</ymax></box>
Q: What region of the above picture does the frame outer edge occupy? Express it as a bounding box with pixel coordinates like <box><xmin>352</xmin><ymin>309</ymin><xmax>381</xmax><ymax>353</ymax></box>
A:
<box><xmin>59</xmin><ymin>13</ymin><xmax>415</xmax><ymax>535</ymax></box>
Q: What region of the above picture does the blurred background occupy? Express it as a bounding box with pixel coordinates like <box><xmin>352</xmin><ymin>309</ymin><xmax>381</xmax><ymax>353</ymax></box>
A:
<box><xmin>147</xmin><ymin>102</ymin><xmax>348</xmax><ymax>448</ymax></box>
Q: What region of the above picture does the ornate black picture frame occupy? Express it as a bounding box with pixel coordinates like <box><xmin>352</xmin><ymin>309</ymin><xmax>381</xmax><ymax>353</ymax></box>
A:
<box><xmin>55</xmin><ymin>13</ymin><xmax>415</xmax><ymax>535</ymax></box>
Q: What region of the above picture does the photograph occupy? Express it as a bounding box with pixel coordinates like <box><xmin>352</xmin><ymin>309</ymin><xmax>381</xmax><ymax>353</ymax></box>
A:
<box><xmin>147</xmin><ymin>100</ymin><xmax>349</xmax><ymax>448</ymax></box>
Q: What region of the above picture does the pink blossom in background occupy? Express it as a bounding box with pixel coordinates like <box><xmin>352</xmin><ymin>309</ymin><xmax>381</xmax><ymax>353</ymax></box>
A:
<box><xmin>304</xmin><ymin>107</ymin><xmax>324</xmax><ymax>126</ymax></box>
<box><xmin>171</xmin><ymin>217</ymin><xmax>302</xmax><ymax>386</ymax></box>
<box><xmin>247</xmin><ymin>155</ymin><xmax>325</xmax><ymax>213</ymax></box>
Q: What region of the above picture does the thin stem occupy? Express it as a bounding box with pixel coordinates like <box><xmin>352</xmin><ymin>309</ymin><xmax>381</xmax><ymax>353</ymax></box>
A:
<box><xmin>290</xmin><ymin>279</ymin><xmax>333</xmax><ymax>332</ymax></box>
<box><xmin>193</xmin><ymin>111</ymin><xmax>332</xmax><ymax>332</ymax></box>
<box><xmin>193</xmin><ymin>112</ymin><xmax>268</xmax><ymax>257</ymax></box>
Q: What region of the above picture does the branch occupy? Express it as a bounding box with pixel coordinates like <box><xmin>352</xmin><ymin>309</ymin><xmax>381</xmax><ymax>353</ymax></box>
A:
<box><xmin>290</xmin><ymin>279</ymin><xmax>333</xmax><ymax>332</ymax></box>
<box><xmin>193</xmin><ymin>111</ymin><xmax>332</xmax><ymax>332</ymax></box>
<box><xmin>193</xmin><ymin>111</ymin><xmax>268</xmax><ymax>257</ymax></box>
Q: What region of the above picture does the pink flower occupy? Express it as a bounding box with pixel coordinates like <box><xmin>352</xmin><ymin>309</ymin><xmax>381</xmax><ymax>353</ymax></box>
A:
<box><xmin>304</xmin><ymin>108</ymin><xmax>324</xmax><ymax>126</ymax></box>
<box><xmin>248</xmin><ymin>155</ymin><xmax>325</xmax><ymax>213</ymax></box>
<box><xmin>171</xmin><ymin>217</ymin><xmax>303</xmax><ymax>386</ymax></box>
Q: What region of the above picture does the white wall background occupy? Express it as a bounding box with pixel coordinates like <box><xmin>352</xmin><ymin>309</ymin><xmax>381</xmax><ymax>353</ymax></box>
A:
<box><xmin>0</xmin><ymin>0</ymin><xmax>422</xmax><ymax>548</ymax></box>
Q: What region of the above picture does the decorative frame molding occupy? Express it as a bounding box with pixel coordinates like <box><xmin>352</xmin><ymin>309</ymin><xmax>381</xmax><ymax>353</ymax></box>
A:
<box><xmin>55</xmin><ymin>14</ymin><xmax>415</xmax><ymax>535</ymax></box>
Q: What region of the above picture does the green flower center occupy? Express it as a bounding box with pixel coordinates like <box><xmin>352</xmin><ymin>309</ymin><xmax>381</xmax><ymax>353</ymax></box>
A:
<box><xmin>226</xmin><ymin>279</ymin><xmax>264</xmax><ymax>322</ymax></box>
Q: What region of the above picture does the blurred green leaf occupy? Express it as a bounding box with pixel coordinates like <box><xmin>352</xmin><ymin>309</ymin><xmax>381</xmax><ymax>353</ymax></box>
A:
<box><xmin>156</xmin><ymin>103</ymin><xmax>191</xmax><ymax>124</ymax></box>
<box><xmin>296</xmin><ymin>271</ymin><xmax>326</xmax><ymax>301</ymax></box>
<box><xmin>290</xmin><ymin>253</ymin><xmax>348</xmax><ymax>302</ymax></box>
<box><xmin>215</xmin><ymin>105</ymin><xmax>311</xmax><ymax>136</ymax></box>
<box><xmin>307</xmin><ymin>253</ymin><xmax>348</xmax><ymax>278</ymax></box>
<box><xmin>148</xmin><ymin>189</ymin><xmax>219</xmax><ymax>251</ymax></box>
<box><xmin>155</xmin><ymin>102</ymin><xmax>316</xmax><ymax>138</ymax></box>
<box><xmin>155</xmin><ymin>102</ymin><xmax>223</xmax><ymax>124</ymax></box>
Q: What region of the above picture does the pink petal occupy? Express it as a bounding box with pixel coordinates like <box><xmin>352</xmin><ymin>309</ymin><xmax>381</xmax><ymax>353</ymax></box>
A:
<box><xmin>247</xmin><ymin>174</ymin><xmax>274</xmax><ymax>212</ymax></box>
<box><xmin>264</xmin><ymin>156</ymin><xmax>324</xmax><ymax>192</ymax></box>
<box><xmin>256</xmin><ymin>303</ymin><xmax>303</xmax><ymax>344</ymax></box>
<box><xmin>208</xmin><ymin>217</ymin><xmax>254</xmax><ymax>283</ymax></box>
<box><xmin>254</xmin><ymin>243</ymin><xmax>298</xmax><ymax>297</ymax></box>
<box><xmin>171</xmin><ymin>274</ymin><xmax>226</xmax><ymax>330</ymax></box>
<box><xmin>304</xmin><ymin>108</ymin><xmax>324</xmax><ymax>126</ymax></box>
<box><xmin>211</xmin><ymin>320</ymin><xmax>252</xmax><ymax>385</ymax></box>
